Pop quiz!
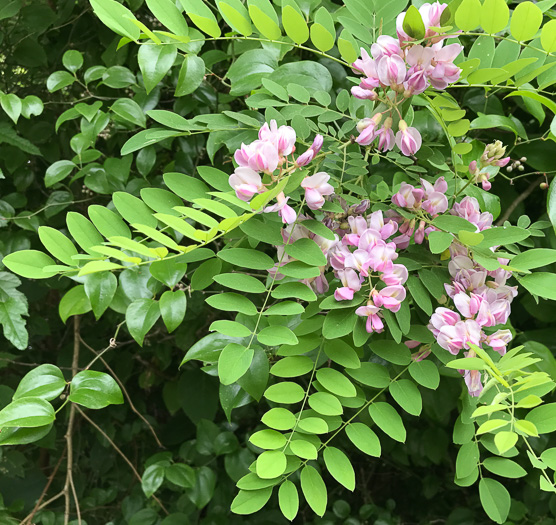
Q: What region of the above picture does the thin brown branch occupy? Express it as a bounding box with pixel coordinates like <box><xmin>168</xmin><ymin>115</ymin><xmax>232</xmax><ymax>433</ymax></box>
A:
<box><xmin>63</xmin><ymin>316</ymin><xmax>81</xmax><ymax>525</ymax></box>
<box><xmin>21</xmin><ymin>451</ymin><xmax>66</xmax><ymax>525</ymax></box>
<box><xmin>495</xmin><ymin>177</ymin><xmax>543</xmax><ymax>226</ymax></box>
<box><xmin>79</xmin><ymin>335</ymin><xmax>164</xmax><ymax>449</ymax></box>
<box><xmin>76</xmin><ymin>406</ymin><xmax>169</xmax><ymax>515</ymax></box>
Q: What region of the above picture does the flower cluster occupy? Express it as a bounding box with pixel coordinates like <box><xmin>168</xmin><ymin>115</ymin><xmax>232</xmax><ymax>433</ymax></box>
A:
<box><xmin>428</xmin><ymin>210</ymin><xmax>517</xmax><ymax>396</ymax></box>
<box><xmin>468</xmin><ymin>140</ymin><xmax>511</xmax><ymax>191</ymax></box>
<box><xmin>270</xmin><ymin>220</ymin><xmax>339</xmax><ymax>294</ymax></box>
<box><xmin>451</xmin><ymin>196</ymin><xmax>493</xmax><ymax>232</ymax></box>
<box><xmin>328</xmin><ymin>211</ymin><xmax>408</xmax><ymax>333</ymax></box>
<box><xmin>389</xmin><ymin>176</ymin><xmax>448</xmax><ymax>248</ymax></box>
<box><xmin>351</xmin><ymin>2</ymin><xmax>463</xmax><ymax>155</ymax></box>
<box><xmin>228</xmin><ymin>120</ymin><xmax>332</xmax><ymax>224</ymax></box>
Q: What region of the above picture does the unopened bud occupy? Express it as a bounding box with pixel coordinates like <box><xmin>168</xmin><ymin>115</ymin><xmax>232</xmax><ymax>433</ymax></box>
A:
<box><xmin>541</xmin><ymin>182</ymin><xmax>548</xmax><ymax>190</ymax></box>
<box><xmin>520</xmin><ymin>157</ymin><xmax>527</xmax><ymax>162</ymax></box>
<box><xmin>518</xmin><ymin>165</ymin><xmax>524</xmax><ymax>171</ymax></box>
<box><xmin>507</xmin><ymin>166</ymin><xmax>513</xmax><ymax>173</ymax></box>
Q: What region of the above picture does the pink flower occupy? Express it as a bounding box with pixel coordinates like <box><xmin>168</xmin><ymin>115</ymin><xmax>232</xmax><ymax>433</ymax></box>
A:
<box><xmin>428</xmin><ymin>307</ymin><xmax>461</xmax><ymax>337</ymax></box>
<box><xmin>396</xmin><ymin>12</ymin><xmax>412</xmax><ymax>43</ymax></box>
<box><xmin>371</xmin><ymin>35</ymin><xmax>403</xmax><ymax>60</ymax></box>
<box><xmin>376</xmin><ymin>117</ymin><xmax>395</xmax><ymax>151</ymax></box>
<box><xmin>356</xmin><ymin>114</ymin><xmax>383</xmax><ymax>146</ymax></box>
<box><xmin>368</xmin><ymin>241</ymin><xmax>399</xmax><ymax>272</ymax></box>
<box><xmin>392</xmin><ymin>182</ymin><xmax>417</xmax><ymax>208</ymax></box>
<box><xmin>463</xmin><ymin>367</ymin><xmax>483</xmax><ymax>397</ymax></box>
<box><xmin>381</xmin><ymin>262</ymin><xmax>408</xmax><ymax>286</ymax></box>
<box><xmin>414</xmin><ymin>220</ymin><xmax>426</xmax><ymax>244</ymax></box>
<box><xmin>420</xmin><ymin>2</ymin><xmax>448</xmax><ymax>30</ymax></box>
<box><xmin>368</xmin><ymin>210</ymin><xmax>398</xmax><ymax>239</ymax></box>
<box><xmin>296</xmin><ymin>134</ymin><xmax>323</xmax><ymax>166</ymax></box>
<box><xmin>406</xmin><ymin>45</ymin><xmax>435</xmax><ymax>71</ymax></box>
<box><xmin>334</xmin><ymin>268</ymin><xmax>362</xmax><ymax>301</ymax></box>
<box><xmin>373</xmin><ymin>285</ymin><xmax>406</xmax><ymax>312</ymax></box>
<box><xmin>356</xmin><ymin>302</ymin><xmax>384</xmax><ymax>333</ymax></box>
<box><xmin>351</xmin><ymin>86</ymin><xmax>378</xmax><ymax>100</ymax></box>
<box><xmin>229</xmin><ymin>167</ymin><xmax>263</xmax><ymax>201</ymax></box>
<box><xmin>377</xmin><ymin>55</ymin><xmax>407</xmax><ymax>88</ymax></box>
<box><xmin>352</xmin><ymin>49</ymin><xmax>380</xmax><ymax>88</ymax></box>
<box><xmin>404</xmin><ymin>69</ymin><xmax>429</xmax><ymax>96</ymax></box>
<box><xmin>235</xmin><ymin>140</ymin><xmax>280</xmax><ymax>173</ymax></box>
<box><xmin>395</xmin><ymin>120</ymin><xmax>422</xmax><ymax>156</ymax></box>
<box><xmin>344</xmin><ymin>249</ymin><xmax>373</xmax><ymax>277</ymax></box>
<box><xmin>301</xmin><ymin>172</ymin><xmax>334</xmax><ymax>210</ymax></box>
<box><xmin>258</xmin><ymin>120</ymin><xmax>296</xmax><ymax>156</ymax></box>
<box><xmin>496</xmin><ymin>157</ymin><xmax>510</xmax><ymax>167</ymax></box>
<box><xmin>264</xmin><ymin>192</ymin><xmax>296</xmax><ymax>224</ymax></box>
<box><xmin>428</xmin><ymin>43</ymin><xmax>463</xmax><ymax>90</ymax></box>
<box><xmin>454</xmin><ymin>292</ymin><xmax>484</xmax><ymax>319</ymax></box>
<box><xmin>436</xmin><ymin>319</ymin><xmax>482</xmax><ymax>355</ymax></box>
<box><xmin>343</xmin><ymin>216</ymin><xmax>369</xmax><ymax>246</ymax></box>
<box><xmin>451</xmin><ymin>197</ymin><xmax>493</xmax><ymax>231</ymax></box>
<box><xmin>486</xmin><ymin>329</ymin><xmax>512</xmax><ymax>356</ymax></box>
<box><xmin>358</xmin><ymin>228</ymin><xmax>382</xmax><ymax>251</ymax></box>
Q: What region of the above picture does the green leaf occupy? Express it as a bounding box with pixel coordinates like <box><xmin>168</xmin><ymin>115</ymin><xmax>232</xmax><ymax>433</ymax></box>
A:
<box><xmin>316</xmin><ymin>368</ymin><xmax>356</xmax><ymax>397</ymax></box>
<box><xmin>0</xmin><ymin>93</ymin><xmax>21</xmax><ymax>124</ymax></box>
<box><xmin>433</xmin><ymin>215</ymin><xmax>477</xmax><ymax>233</ymax></box>
<box><xmin>90</xmin><ymin>0</ymin><xmax>141</xmax><ymax>40</ymax></box>
<box><xmin>227</xmin><ymin>48</ymin><xmax>278</xmax><ymax>96</ymax></box>
<box><xmin>323</xmin><ymin>447</ymin><xmax>355</xmax><ymax>491</ymax></box>
<box><xmin>125</xmin><ymin>298</ymin><xmax>161</xmax><ymax>346</ymax></box>
<box><xmin>479</xmin><ymin>478</ymin><xmax>511</xmax><ymax>524</ymax></box>
<box><xmin>371</xmin><ymin>340</ymin><xmax>412</xmax><ymax>366</ymax></box>
<box><xmin>160</xmin><ymin>290</ymin><xmax>187</xmax><ymax>333</ymax></box>
<box><xmin>111</xmin><ymin>98</ymin><xmax>146</xmax><ymax>127</ymax></box>
<box><xmin>428</xmin><ymin>230</ymin><xmax>453</xmax><ymax>254</ymax></box>
<box><xmin>389</xmin><ymin>379</ymin><xmax>422</xmax><ymax>416</ymax></box>
<box><xmin>409</xmin><ymin>360</ymin><xmax>440</xmax><ymax>390</ymax></box>
<box><xmin>84</xmin><ymin>272</ymin><xmax>117</xmax><ymax>319</ymax></box>
<box><xmin>455</xmin><ymin>0</ymin><xmax>481</xmax><ymax>31</ymax></box>
<box><xmin>38</xmin><ymin>226</ymin><xmax>78</xmax><ymax>266</ymax></box>
<box><xmin>284</xmin><ymin>238</ymin><xmax>327</xmax><ymax>267</ymax></box>
<box><xmin>218</xmin><ymin>343</ymin><xmax>254</xmax><ymax>385</ymax></box>
<box><xmin>231</xmin><ymin>487</ymin><xmax>273</xmax><ymax>515</ymax></box>
<box><xmin>346</xmin><ymin>362</ymin><xmax>391</xmax><ymax>388</ymax></box>
<box><xmin>402</xmin><ymin>5</ymin><xmax>425</xmax><ymax>39</ymax></box>
<box><xmin>505</xmin><ymin>90</ymin><xmax>556</xmax><ymax>115</ymax></box>
<box><xmin>324</xmin><ymin>339</ymin><xmax>360</xmax><ymax>369</ymax></box>
<box><xmin>261</xmin><ymin>407</ymin><xmax>296</xmax><ymax>430</ymax></box>
<box><xmin>175</xmin><ymin>54</ymin><xmax>205</xmax><ymax>96</ymax></box>
<box><xmin>345</xmin><ymin>422</ymin><xmax>381</xmax><ymax>457</ymax></box>
<box><xmin>66</xmin><ymin>211</ymin><xmax>104</xmax><ymax>255</ymax></box>
<box><xmin>250</xmin><ymin>428</ymin><xmax>287</xmax><ymax>450</ymax></box>
<box><xmin>3</xmin><ymin>249</ymin><xmax>57</xmax><ymax>279</ymax></box>
<box><xmin>494</xmin><ymin>431</ymin><xmax>518</xmax><ymax>454</ymax></box>
<box><xmin>310</xmin><ymin>7</ymin><xmax>335</xmax><ymax>52</ymax></box>
<box><xmin>44</xmin><ymin>160</ymin><xmax>76</xmax><ymax>188</ymax></box>
<box><xmin>217</xmin><ymin>248</ymin><xmax>274</xmax><ymax>270</ymax></box>
<box><xmin>480</xmin><ymin>0</ymin><xmax>509</xmax><ymax>34</ymax></box>
<box><xmin>21</xmin><ymin>95</ymin><xmax>44</xmax><ymax>119</ymax></box>
<box><xmin>308</xmin><ymin>392</ymin><xmax>343</xmax><ymax>416</ymax></box>
<box><xmin>46</xmin><ymin>70</ymin><xmax>76</xmax><ymax>92</ymax></box>
<box><xmin>206</xmin><ymin>292</ymin><xmax>257</xmax><ymax>316</ymax></box>
<box><xmin>300</xmin><ymin>465</ymin><xmax>327</xmax><ymax>517</ymax></box>
<box><xmin>179</xmin><ymin>0</ymin><xmax>221</xmax><ymax>37</ymax></box>
<box><xmin>520</xmin><ymin>272</ymin><xmax>556</xmax><ymax>301</ymax></box>
<box><xmin>113</xmin><ymin>192</ymin><xmax>158</xmax><ymax>228</ymax></box>
<box><xmin>510</xmin><ymin>1</ymin><xmax>543</xmax><ymax>42</ymax></box>
<box><xmin>145</xmin><ymin>0</ymin><xmax>189</xmax><ymax>36</ymax></box>
<box><xmin>214</xmin><ymin>273</ymin><xmax>266</xmax><ymax>293</ymax></box>
<box><xmin>269</xmin><ymin>61</ymin><xmax>333</xmax><ymax>95</ymax></box>
<box><xmin>281</xmin><ymin>0</ymin><xmax>309</xmax><ymax>44</ymax></box>
<box><xmin>256</xmin><ymin>449</ymin><xmax>287</xmax><ymax>479</ymax></box>
<box><xmin>210</xmin><ymin>319</ymin><xmax>251</xmax><ymax>338</ymax></box>
<box><xmin>368</xmin><ymin>402</ymin><xmax>406</xmax><ymax>443</ymax></box>
<box><xmin>525</xmin><ymin>402</ymin><xmax>556</xmax><ymax>433</ymax></box>
<box><xmin>0</xmin><ymin>397</ymin><xmax>55</xmax><ymax>428</ymax></box>
<box><xmin>89</xmin><ymin>205</ymin><xmax>131</xmax><ymax>239</ymax></box>
<box><xmin>259</xmin><ymin>326</ymin><xmax>298</xmax><ymax>347</ymax></box>
<box><xmin>247</xmin><ymin>0</ymin><xmax>281</xmax><ymax>40</ymax></box>
<box><xmin>264</xmin><ymin>381</ymin><xmax>305</xmax><ymax>403</ymax></box>
<box><xmin>138</xmin><ymin>44</ymin><xmax>177</xmax><ymax>94</ymax></box>
<box><xmin>483</xmin><ymin>457</ymin><xmax>527</xmax><ymax>478</ymax></box>
<box><xmin>541</xmin><ymin>19</ymin><xmax>556</xmax><ymax>53</ymax></box>
<box><xmin>13</xmin><ymin>364</ymin><xmax>66</xmax><ymax>401</ymax></box>
<box><xmin>322</xmin><ymin>308</ymin><xmax>357</xmax><ymax>339</ymax></box>
<box><xmin>69</xmin><ymin>370</ymin><xmax>123</xmax><ymax>409</ymax></box>
<box><xmin>142</xmin><ymin>463</ymin><xmax>165</xmax><ymax>498</ymax></box>
<box><xmin>278</xmin><ymin>480</ymin><xmax>299</xmax><ymax>521</ymax></box>
<box><xmin>59</xmin><ymin>285</ymin><xmax>92</xmax><ymax>322</ymax></box>
<box><xmin>63</xmin><ymin>50</ymin><xmax>83</xmax><ymax>72</ymax></box>
<box><xmin>271</xmin><ymin>282</ymin><xmax>316</xmax><ymax>302</ymax></box>
<box><xmin>270</xmin><ymin>356</ymin><xmax>312</xmax><ymax>377</ymax></box>
<box><xmin>0</xmin><ymin>272</ymin><xmax>28</xmax><ymax>350</ymax></box>
<box><xmin>406</xmin><ymin>276</ymin><xmax>433</xmax><ymax>316</ymax></box>
<box><xmin>217</xmin><ymin>0</ymin><xmax>252</xmax><ymax>35</ymax></box>
<box><xmin>0</xmin><ymin>424</ymin><xmax>53</xmax><ymax>447</ymax></box>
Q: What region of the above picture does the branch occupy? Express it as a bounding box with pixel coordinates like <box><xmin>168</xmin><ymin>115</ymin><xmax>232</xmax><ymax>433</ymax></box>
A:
<box><xmin>76</xmin><ymin>406</ymin><xmax>169</xmax><ymax>515</ymax></box>
<box><xmin>495</xmin><ymin>177</ymin><xmax>542</xmax><ymax>226</ymax></box>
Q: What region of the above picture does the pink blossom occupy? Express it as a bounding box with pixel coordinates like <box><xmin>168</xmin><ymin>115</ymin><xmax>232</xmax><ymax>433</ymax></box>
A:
<box><xmin>392</xmin><ymin>182</ymin><xmax>417</xmax><ymax>208</ymax></box>
<box><xmin>358</xmin><ymin>228</ymin><xmax>382</xmax><ymax>251</ymax></box>
<box><xmin>496</xmin><ymin>156</ymin><xmax>510</xmax><ymax>167</ymax></box>
<box><xmin>229</xmin><ymin>167</ymin><xmax>264</xmax><ymax>201</ymax></box>
<box><xmin>428</xmin><ymin>307</ymin><xmax>461</xmax><ymax>337</ymax></box>
<box><xmin>420</xmin><ymin>2</ymin><xmax>448</xmax><ymax>30</ymax></box>
<box><xmin>381</xmin><ymin>262</ymin><xmax>408</xmax><ymax>286</ymax></box>
<box><xmin>486</xmin><ymin>329</ymin><xmax>512</xmax><ymax>356</ymax></box>
<box><xmin>376</xmin><ymin>117</ymin><xmax>395</xmax><ymax>151</ymax></box>
<box><xmin>367</xmin><ymin>241</ymin><xmax>398</xmax><ymax>272</ymax></box>
<box><xmin>334</xmin><ymin>268</ymin><xmax>362</xmax><ymax>301</ymax></box>
<box><xmin>404</xmin><ymin>69</ymin><xmax>429</xmax><ymax>96</ymax></box>
<box><xmin>454</xmin><ymin>292</ymin><xmax>484</xmax><ymax>319</ymax></box>
<box><xmin>258</xmin><ymin>120</ymin><xmax>296</xmax><ymax>156</ymax></box>
<box><xmin>396</xmin><ymin>12</ymin><xmax>412</xmax><ymax>43</ymax></box>
<box><xmin>371</xmin><ymin>35</ymin><xmax>403</xmax><ymax>60</ymax></box>
<box><xmin>395</xmin><ymin>120</ymin><xmax>422</xmax><ymax>156</ymax></box>
<box><xmin>406</xmin><ymin>45</ymin><xmax>435</xmax><ymax>71</ymax></box>
<box><xmin>429</xmin><ymin>43</ymin><xmax>463</xmax><ymax>90</ymax></box>
<box><xmin>368</xmin><ymin>210</ymin><xmax>398</xmax><ymax>239</ymax></box>
<box><xmin>356</xmin><ymin>302</ymin><xmax>384</xmax><ymax>333</ymax></box>
<box><xmin>436</xmin><ymin>319</ymin><xmax>482</xmax><ymax>355</ymax></box>
<box><xmin>451</xmin><ymin>197</ymin><xmax>493</xmax><ymax>231</ymax></box>
<box><xmin>462</xmin><ymin>367</ymin><xmax>483</xmax><ymax>397</ymax></box>
<box><xmin>373</xmin><ymin>285</ymin><xmax>406</xmax><ymax>312</ymax></box>
<box><xmin>343</xmin><ymin>216</ymin><xmax>370</xmax><ymax>247</ymax></box>
<box><xmin>264</xmin><ymin>192</ymin><xmax>296</xmax><ymax>224</ymax></box>
<box><xmin>235</xmin><ymin>140</ymin><xmax>280</xmax><ymax>173</ymax></box>
<box><xmin>301</xmin><ymin>172</ymin><xmax>334</xmax><ymax>210</ymax></box>
<box><xmin>352</xmin><ymin>49</ymin><xmax>380</xmax><ymax>88</ymax></box>
<box><xmin>295</xmin><ymin>148</ymin><xmax>314</xmax><ymax>167</ymax></box>
<box><xmin>414</xmin><ymin>220</ymin><xmax>426</xmax><ymax>244</ymax></box>
<box><xmin>344</xmin><ymin>249</ymin><xmax>373</xmax><ymax>277</ymax></box>
<box><xmin>377</xmin><ymin>55</ymin><xmax>407</xmax><ymax>88</ymax></box>
<box><xmin>356</xmin><ymin>114</ymin><xmax>383</xmax><ymax>146</ymax></box>
<box><xmin>351</xmin><ymin>86</ymin><xmax>378</xmax><ymax>100</ymax></box>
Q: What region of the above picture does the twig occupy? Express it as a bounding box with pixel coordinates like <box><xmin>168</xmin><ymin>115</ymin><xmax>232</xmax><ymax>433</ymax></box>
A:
<box><xmin>76</xmin><ymin>406</ymin><xmax>169</xmax><ymax>515</ymax></box>
<box><xmin>495</xmin><ymin>177</ymin><xmax>542</xmax><ymax>226</ymax></box>
<box><xmin>63</xmin><ymin>316</ymin><xmax>81</xmax><ymax>525</ymax></box>
<box><xmin>79</xmin><ymin>335</ymin><xmax>165</xmax><ymax>449</ymax></box>
<box><xmin>21</xmin><ymin>451</ymin><xmax>66</xmax><ymax>525</ymax></box>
